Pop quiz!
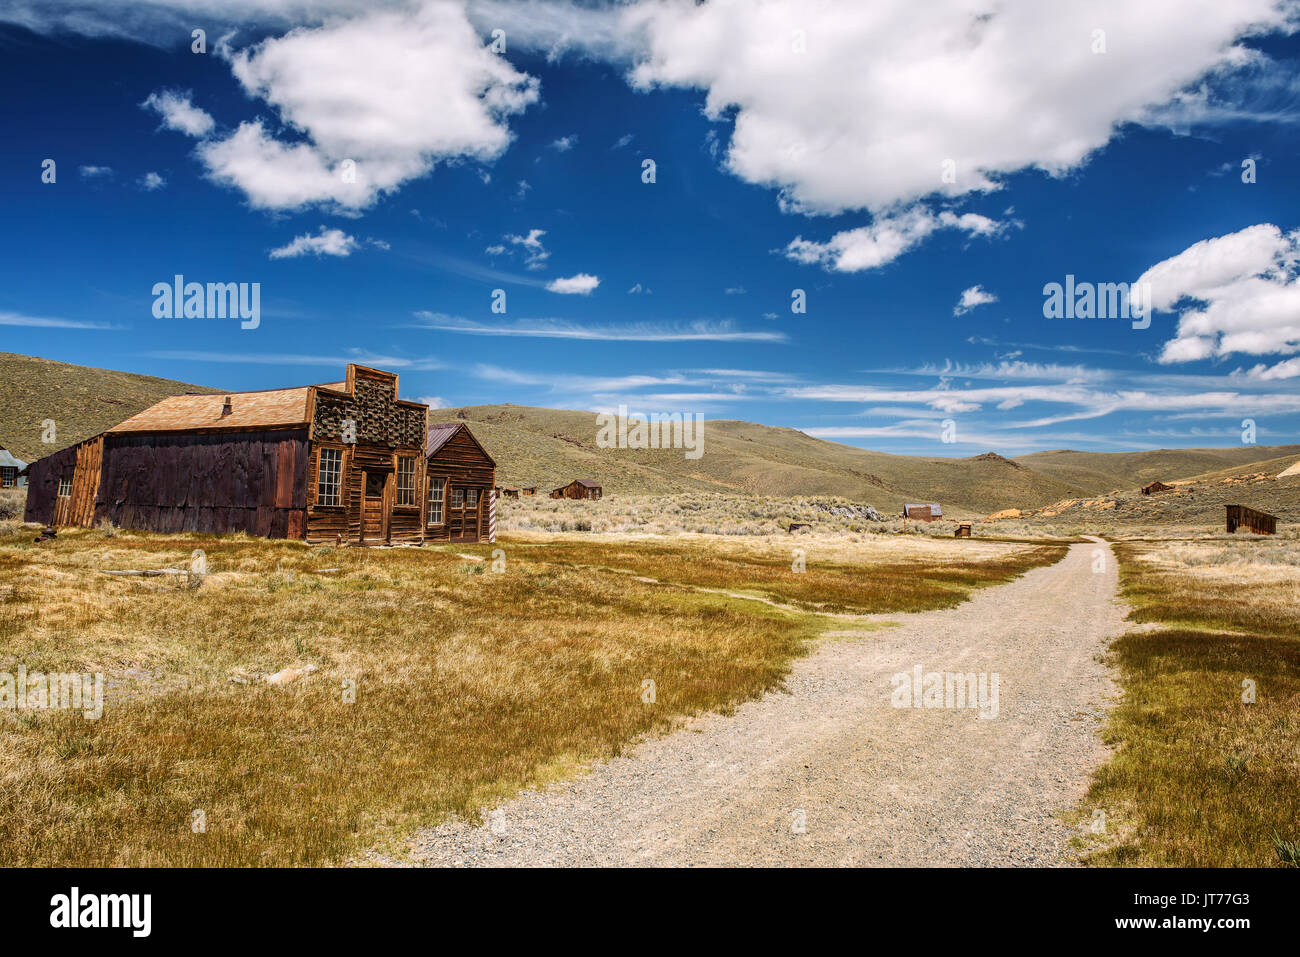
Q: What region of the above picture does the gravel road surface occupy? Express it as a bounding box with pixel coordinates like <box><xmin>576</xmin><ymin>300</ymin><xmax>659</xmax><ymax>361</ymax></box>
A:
<box><xmin>390</xmin><ymin>539</ymin><xmax>1124</xmax><ymax>867</ymax></box>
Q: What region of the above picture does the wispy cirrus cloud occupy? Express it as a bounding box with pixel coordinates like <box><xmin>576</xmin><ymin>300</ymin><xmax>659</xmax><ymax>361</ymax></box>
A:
<box><xmin>0</xmin><ymin>310</ymin><xmax>118</xmax><ymax>330</ymax></box>
<box><xmin>146</xmin><ymin>349</ymin><xmax>445</xmax><ymax>371</ymax></box>
<box><xmin>412</xmin><ymin>313</ymin><xmax>788</xmax><ymax>343</ymax></box>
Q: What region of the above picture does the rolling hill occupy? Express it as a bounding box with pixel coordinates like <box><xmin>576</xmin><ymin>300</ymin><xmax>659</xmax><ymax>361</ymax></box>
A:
<box><xmin>437</xmin><ymin>403</ymin><xmax>1300</xmax><ymax>516</ymax></box>
<box><xmin>0</xmin><ymin>352</ymin><xmax>224</xmax><ymax>462</ymax></box>
<box><xmin>3</xmin><ymin>351</ymin><xmax>1296</xmax><ymax>517</ymax></box>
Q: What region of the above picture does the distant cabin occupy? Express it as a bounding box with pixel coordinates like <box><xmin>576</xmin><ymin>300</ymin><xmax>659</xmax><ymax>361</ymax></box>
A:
<box><xmin>1141</xmin><ymin>481</ymin><xmax>1172</xmax><ymax>495</ymax></box>
<box><xmin>496</xmin><ymin>486</ymin><xmax>520</xmax><ymax>499</ymax></box>
<box><xmin>23</xmin><ymin>364</ymin><xmax>460</xmax><ymax>545</ymax></box>
<box><xmin>551</xmin><ymin>479</ymin><xmax>602</xmax><ymax>500</ymax></box>
<box><xmin>520</xmin><ymin>486</ymin><xmax>538</xmax><ymax>497</ymax></box>
<box><xmin>1225</xmin><ymin>504</ymin><xmax>1277</xmax><ymax>535</ymax></box>
<box><xmin>903</xmin><ymin>503</ymin><xmax>941</xmax><ymax>521</ymax></box>
<box><xmin>0</xmin><ymin>445</ymin><xmax>27</xmax><ymax>489</ymax></box>
<box><xmin>425</xmin><ymin>423</ymin><xmax>497</xmax><ymax>544</ymax></box>
<box><xmin>954</xmin><ymin>522</ymin><xmax>972</xmax><ymax>538</ymax></box>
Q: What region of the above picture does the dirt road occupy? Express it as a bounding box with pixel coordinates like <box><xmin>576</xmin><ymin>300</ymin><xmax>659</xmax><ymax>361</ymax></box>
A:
<box><xmin>394</xmin><ymin>539</ymin><xmax>1125</xmax><ymax>867</ymax></box>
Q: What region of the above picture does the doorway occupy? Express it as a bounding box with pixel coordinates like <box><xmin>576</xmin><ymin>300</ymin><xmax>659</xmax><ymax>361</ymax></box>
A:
<box><xmin>361</xmin><ymin>470</ymin><xmax>388</xmax><ymax>543</ymax></box>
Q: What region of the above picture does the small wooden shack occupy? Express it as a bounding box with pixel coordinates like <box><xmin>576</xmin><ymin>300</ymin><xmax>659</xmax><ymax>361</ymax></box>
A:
<box><xmin>25</xmin><ymin>364</ymin><xmax>435</xmax><ymax>545</ymax></box>
<box><xmin>1225</xmin><ymin>504</ymin><xmax>1277</xmax><ymax>535</ymax></box>
<box><xmin>424</xmin><ymin>422</ymin><xmax>496</xmax><ymax>544</ymax></box>
<box><xmin>954</xmin><ymin>522</ymin><xmax>972</xmax><ymax>538</ymax></box>
<box><xmin>551</xmin><ymin>479</ymin><xmax>602</xmax><ymax>500</ymax></box>
<box><xmin>903</xmin><ymin>503</ymin><xmax>941</xmax><ymax>522</ymax></box>
<box><xmin>520</xmin><ymin>486</ymin><xmax>538</xmax><ymax>497</ymax></box>
<box><xmin>1141</xmin><ymin>481</ymin><xmax>1172</xmax><ymax>495</ymax></box>
<box><xmin>496</xmin><ymin>486</ymin><xmax>520</xmax><ymax>499</ymax></box>
<box><xmin>0</xmin><ymin>445</ymin><xmax>27</xmax><ymax>488</ymax></box>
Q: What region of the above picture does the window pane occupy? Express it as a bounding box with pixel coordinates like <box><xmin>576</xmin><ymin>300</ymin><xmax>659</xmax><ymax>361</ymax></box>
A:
<box><xmin>57</xmin><ymin>474</ymin><xmax>72</xmax><ymax>497</ymax></box>
<box><xmin>396</xmin><ymin>456</ymin><xmax>416</xmax><ymax>506</ymax></box>
<box><xmin>466</xmin><ymin>488</ymin><xmax>479</xmax><ymax>507</ymax></box>
<box><xmin>451</xmin><ymin>488</ymin><xmax>463</xmax><ymax>508</ymax></box>
<box><xmin>427</xmin><ymin>477</ymin><xmax>444</xmax><ymax>524</ymax></box>
<box><xmin>317</xmin><ymin>448</ymin><xmax>341</xmax><ymax>507</ymax></box>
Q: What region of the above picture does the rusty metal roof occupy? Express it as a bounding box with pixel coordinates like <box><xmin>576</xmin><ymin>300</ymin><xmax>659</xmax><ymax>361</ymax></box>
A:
<box><xmin>426</xmin><ymin>423</ymin><xmax>462</xmax><ymax>456</ymax></box>
<box><xmin>109</xmin><ymin>387</ymin><xmax>314</xmax><ymax>434</ymax></box>
<box><xmin>575</xmin><ymin>478</ymin><xmax>601</xmax><ymax>488</ymax></box>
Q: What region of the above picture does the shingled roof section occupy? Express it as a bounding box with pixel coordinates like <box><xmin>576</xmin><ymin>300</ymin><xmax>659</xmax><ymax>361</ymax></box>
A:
<box><xmin>108</xmin><ymin>387</ymin><xmax>315</xmax><ymax>435</ymax></box>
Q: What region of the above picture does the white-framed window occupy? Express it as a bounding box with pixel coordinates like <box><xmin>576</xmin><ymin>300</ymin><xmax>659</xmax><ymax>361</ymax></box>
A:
<box><xmin>466</xmin><ymin>488</ymin><xmax>479</xmax><ymax>507</ymax></box>
<box><xmin>396</xmin><ymin>455</ymin><xmax>416</xmax><ymax>507</ymax></box>
<box><xmin>451</xmin><ymin>487</ymin><xmax>464</xmax><ymax>508</ymax></box>
<box><xmin>317</xmin><ymin>447</ymin><xmax>342</xmax><ymax>507</ymax></box>
<box><xmin>428</xmin><ymin>477</ymin><xmax>445</xmax><ymax>524</ymax></box>
<box><xmin>0</xmin><ymin>467</ymin><xmax>15</xmax><ymax>488</ymax></box>
<box><xmin>57</xmin><ymin>474</ymin><xmax>72</xmax><ymax>498</ymax></box>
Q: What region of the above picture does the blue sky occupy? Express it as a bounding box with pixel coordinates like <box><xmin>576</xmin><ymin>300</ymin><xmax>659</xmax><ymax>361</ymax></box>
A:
<box><xmin>2</xmin><ymin>0</ymin><xmax>1299</xmax><ymax>455</ymax></box>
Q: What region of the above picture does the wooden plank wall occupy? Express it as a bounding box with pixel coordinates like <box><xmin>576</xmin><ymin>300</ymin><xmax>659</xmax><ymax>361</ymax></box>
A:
<box><xmin>1226</xmin><ymin>504</ymin><xmax>1277</xmax><ymax>535</ymax></box>
<box><xmin>23</xmin><ymin>442</ymin><xmax>82</xmax><ymax>526</ymax></box>
<box><xmin>94</xmin><ymin>430</ymin><xmax>308</xmax><ymax>537</ymax></box>
<box><xmin>424</xmin><ymin>429</ymin><xmax>495</xmax><ymax>543</ymax></box>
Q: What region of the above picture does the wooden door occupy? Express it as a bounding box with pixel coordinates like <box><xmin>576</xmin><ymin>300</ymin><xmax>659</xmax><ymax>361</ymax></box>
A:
<box><xmin>448</xmin><ymin>487</ymin><xmax>481</xmax><ymax>543</ymax></box>
<box><xmin>361</xmin><ymin>470</ymin><xmax>387</xmax><ymax>543</ymax></box>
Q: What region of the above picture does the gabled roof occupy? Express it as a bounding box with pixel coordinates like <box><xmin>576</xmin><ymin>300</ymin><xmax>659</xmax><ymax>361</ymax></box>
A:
<box><xmin>574</xmin><ymin>478</ymin><xmax>601</xmax><ymax>488</ymax></box>
<box><xmin>109</xmin><ymin>387</ymin><xmax>315</xmax><ymax>434</ymax></box>
<box><xmin>426</xmin><ymin>422</ymin><xmax>496</xmax><ymax>466</ymax></box>
<box><xmin>0</xmin><ymin>448</ymin><xmax>27</xmax><ymax>470</ymax></box>
<box><xmin>426</xmin><ymin>423</ymin><xmax>462</xmax><ymax>456</ymax></box>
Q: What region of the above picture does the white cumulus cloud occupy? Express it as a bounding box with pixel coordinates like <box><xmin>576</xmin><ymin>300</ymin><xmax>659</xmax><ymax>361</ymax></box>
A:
<box><xmin>785</xmin><ymin>209</ymin><xmax>1003</xmax><ymax>272</ymax></box>
<box><xmin>269</xmin><ymin>226</ymin><xmax>360</xmax><ymax>259</ymax></box>
<box><xmin>546</xmin><ymin>273</ymin><xmax>600</xmax><ymax>295</ymax></box>
<box><xmin>142</xmin><ymin>89</ymin><xmax>215</xmax><ymax>137</ymax></box>
<box><xmin>1140</xmin><ymin>223</ymin><xmax>1300</xmax><ymax>367</ymax></box>
<box><xmin>144</xmin><ymin>2</ymin><xmax>540</xmax><ymax>211</ymax></box>
<box><xmin>954</xmin><ymin>284</ymin><xmax>998</xmax><ymax>315</ymax></box>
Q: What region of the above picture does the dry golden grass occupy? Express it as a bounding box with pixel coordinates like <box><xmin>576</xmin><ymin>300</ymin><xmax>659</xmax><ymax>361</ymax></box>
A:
<box><xmin>1084</xmin><ymin>538</ymin><xmax>1300</xmax><ymax>867</ymax></box>
<box><xmin>0</xmin><ymin>524</ymin><xmax>1063</xmax><ymax>867</ymax></box>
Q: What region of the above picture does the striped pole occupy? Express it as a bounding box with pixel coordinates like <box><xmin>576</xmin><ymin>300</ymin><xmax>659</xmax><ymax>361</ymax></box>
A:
<box><xmin>487</xmin><ymin>488</ymin><xmax>497</xmax><ymax>544</ymax></box>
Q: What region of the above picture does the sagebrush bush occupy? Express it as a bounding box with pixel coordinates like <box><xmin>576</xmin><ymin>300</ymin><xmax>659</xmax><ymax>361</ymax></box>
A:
<box><xmin>0</xmin><ymin>487</ymin><xmax>25</xmax><ymax>520</ymax></box>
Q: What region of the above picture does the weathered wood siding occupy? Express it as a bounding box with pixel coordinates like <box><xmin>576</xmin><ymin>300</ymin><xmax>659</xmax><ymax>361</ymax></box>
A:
<box><xmin>24</xmin><ymin>438</ymin><xmax>100</xmax><ymax>527</ymax></box>
<box><xmin>305</xmin><ymin>367</ymin><xmax>427</xmax><ymax>545</ymax></box>
<box><xmin>550</xmin><ymin>481</ymin><xmax>601</xmax><ymax>500</ymax></box>
<box><xmin>94</xmin><ymin>430</ymin><xmax>309</xmax><ymax>537</ymax></box>
<box><xmin>1226</xmin><ymin>504</ymin><xmax>1277</xmax><ymax>535</ymax></box>
<box><xmin>425</xmin><ymin>428</ymin><xmax>496</xmax><ymax>544</ymax></box>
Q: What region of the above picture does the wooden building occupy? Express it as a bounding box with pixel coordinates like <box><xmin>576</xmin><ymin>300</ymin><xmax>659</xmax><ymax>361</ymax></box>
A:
<box><xmin>1141</xmin><ymin>481</ymin><xmax>1172</xmax><ymax>495</ymax></box>
<box><xmin>903</xmin><ymin>503</ymin><xmax>941</xmax><ymax>522</ymax></box>
<box><xmin>1225</xmin><ymin>504</ymin><xmax>1277</xmax><ymax>535</ymax></box>
<box><xmin>496</xmin><ymin>486</ymin><xmax>520</xmax><ymax>499</ymax></box>
<box><xmin>550</xmin><ymin>479</ymin><xmax>602</xmax><ymax>500</ymax></box>
<box><xmin>25</xmin><ymin>364</ymin><xmax>439</xmax><ymax>545</ymax></box>
<box><xmin>954</xmin><ymin>522</ymin><xmax>972</xmax><ymax>538</ymax></box>
<box><xmin>0</xmin><ymin>446</ymin><xmax>27</xmax><ymax>488</ymax></box>
<box><xmin>520</xmin><ymin>486</ymin><xmax>538</xmax><ymax>497</ymax></box>
<box><xmin>424</xmin><ymin>423</ymin><xmax>496</xmax><ymax>544</ymax></box>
